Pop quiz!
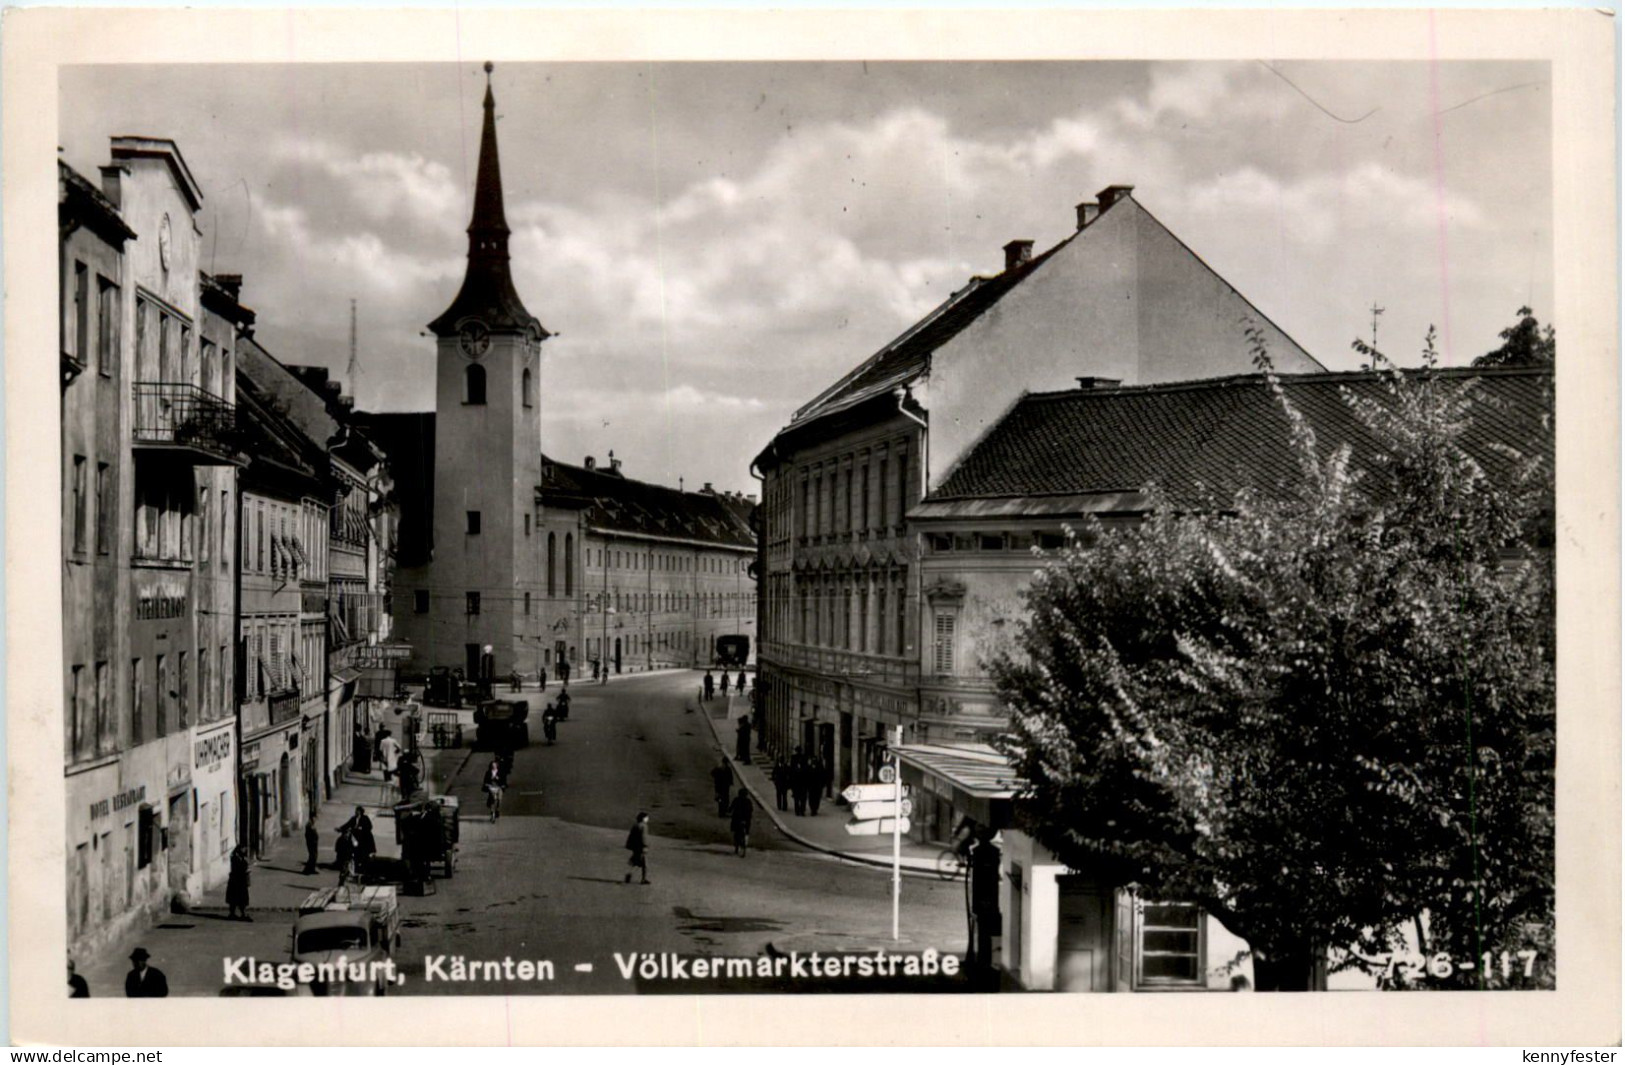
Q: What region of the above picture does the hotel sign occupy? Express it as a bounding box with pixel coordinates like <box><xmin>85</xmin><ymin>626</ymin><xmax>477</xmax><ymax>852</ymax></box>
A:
<box><xmin>134</xmin><ymin>575</ymin><xmax>188</xmax><ymax>621</ymax></box>
<box><xmin>89</xmin><ymin>785</ymin><xmax>147</xmax><ymax>821</ymax></box>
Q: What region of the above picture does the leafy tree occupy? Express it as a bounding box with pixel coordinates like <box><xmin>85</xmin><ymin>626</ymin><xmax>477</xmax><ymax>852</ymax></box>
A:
<box><xmin>1474</xmin><ymin>306</ymin><xmax>1556</xmax><ymax>368</ymax></box>
<box><xmin>990</xmin><ymin>328</ymin><xmax>1554</xmax><ymax>990</ymax></box>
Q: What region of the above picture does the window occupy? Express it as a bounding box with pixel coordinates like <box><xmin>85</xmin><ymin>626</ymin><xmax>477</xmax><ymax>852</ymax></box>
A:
<box><xmin>197</xmin><ymin>485</ymin><xmax>209</xmax><ymax>563</ymax></box>
<box><xmin>979</xmin><ymin>533</ymin><xmax>1005</xmax><ymax>551</ymax></box>
<box><xmin>1137</xmin><ymin>902</ymin><xmax>1204</xmax><ymax>986</ymax></box>
<box><xmin>137</xmin><ymin>805</ymin><xmax>155</xmax><ymax>869</ymax></box>
<box><xmin>70</xmin><ymin>455</ymin><xmax>88</xmax><ymax>554</ymax></box>
<box><xmin>73</xmin><ymin>262</ymin><xmax>89</xmax><ymax>363</ymax></box>
<box><xmin>564</xmin><ymin>533</ymin><xmax>574</xmax><ymax>595</ymax></box>
<box><xmin>414</xmin><ymin>589</ymin><xmax>429</xmax><ymax>614</ymax></box>
<box><xmin>861</xmin><ymin>464</ymin><xmax>871</xmax><ymax>531</ymax></box>
<box><xmin>135</xmin><ymin>298</ymin><xmax>152</xmax><ymax>381</ymax></box>
<box><xmin>547</xmin><ymin>533</ymin><xmax>557</xmax><ymax>596</ymax></box>
<box><xmin>524</xmin><ymin>592</ymin><xmax>531</xmax><ymax>615</ymax></box>
<box><xmin>198</xmin><ymin>649</ymin><xmax>211</xmax><ymax>723</ymax></box>
<box><xmin>154</xmin><ymin>654</ymin><xmax>167</xmax><ymax>737</ymax></box>
<box><xmin>895</xmin><ymin>573</ymin><xmax>907</xmax><ymax>654</ymax></box>
<box><xmin>179</xmin><ymin>323</ymin><xmax>192</xmax><ymax>385</ymax></box>
<box><xmin>177</xmin><ymin>650</ymin><xmax>189</xmax><ymax>728</ymax></box>
<box><xmin>522</xmin><ymin>367</ymin><xmax>534</xmax><ymax>408</ymax></box>
<box><xmin>859</xmin><ymin>585</ymin><xmax>869</xmax><ymax>653</ymax></box>
<box><xmin>130</xmin><ymin>659</ymin><xmax>143</xmax><ymax>745</ymax></box>
<box><xmin>158</xmin><ymin>312</ymin><xmax>172</xmax><ymax>381</ymax></box>
<box><xmin>466</xmin><ymin>510</ymin><xmax>481</xmax><ymax>535</ymax></box>
<box><xmin>877</xmin><ymin>587</ymin><xmax>888</xmax><ymax>654</ymax></box>
<box><xmin>878</xmin><ymin>459</ymin><xmax>889</xmax><ymax>530</ymax></box>
<box><xmin>97</xmin><ymin>278</ymin><xmax>118</xmax><ymax>377</ymax></box>
<box><xmin>466</xmin><ymin>592</ymin><xmax>481</xmax><ymax>616</ymax></box>
<box><xmin>464</xmin><ymin>364</ymin><xmax>486</xmax><ymax>405</ymax></box>
<box><xmin>933</xmin><ymin>613</ymin><xmax>956</xmax><ymax>674</ymax></box>
<box><xmin>524</xmin><ymin>514</ymin><xmax>531</xmax><ymax>536</ymax></box>
<box><xmin>256</xmin><ymin>504</ymin><xmax>265</xmax><ymax>572</ymax></box>
<box><xmin>69</xmin><ymin>664</ymin><xmax>86</xmax><ymax>757</ymax></box>
<box><xmin>200</xmin><ymin>337</ymin><xmax>215</xmax><ymax>394</ymax></box>
<box><xmin>220</xmin><ymin>490</ymin><xmax>230</xmax><ymax>568</ymax></box>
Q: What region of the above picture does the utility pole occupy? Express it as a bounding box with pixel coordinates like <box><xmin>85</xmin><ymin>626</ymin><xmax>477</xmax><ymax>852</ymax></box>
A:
<box><xmin>1369</xmin><ymin>301</ymin><xmax>1384</xmax><ymax>355</ymax></box>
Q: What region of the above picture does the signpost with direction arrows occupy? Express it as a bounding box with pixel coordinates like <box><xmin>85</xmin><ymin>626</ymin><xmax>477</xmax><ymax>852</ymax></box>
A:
<box><xmin>841</xmin><ymin>729</ymin><xmax>909</xmax><ymax>939</ymax></box>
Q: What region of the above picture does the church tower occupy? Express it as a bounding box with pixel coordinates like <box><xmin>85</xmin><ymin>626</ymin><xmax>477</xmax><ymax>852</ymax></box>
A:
<box><xmin>424</xmin><ymin>62</ymin><xmax>547</xmax><ymax>678</ymax></box>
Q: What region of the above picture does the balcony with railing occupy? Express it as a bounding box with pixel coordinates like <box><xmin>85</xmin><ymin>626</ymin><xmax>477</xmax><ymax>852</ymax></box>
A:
<box><xmin>762</xmin><ymin>639</ymin><xmax>920</xmax><ymax>690</ymax></box>
<box><xmin>133</xmin><ymin>382</ymin><xmax>238</xmax><ymax>465</ymax></box>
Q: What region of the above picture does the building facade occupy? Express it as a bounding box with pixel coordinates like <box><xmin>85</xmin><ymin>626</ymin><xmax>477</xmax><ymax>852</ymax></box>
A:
<box><xmin>752</xmin><ymin>185</ymin><xmax>1326</xmax><ymax>802</ymax></box>
<box><xmin>62</xmin><ymin>138</ymin><xmax>255</xmax><ymax>959</ymax></box>
<box><xmin>535</xmin><ymin>457</ymin><xmax>757</xmax><ymax>679</ymax></box>
<box><xmin>904</xmin><ymin>365</ymin><xmax>1555</xmax><ymax>989</ymax></box>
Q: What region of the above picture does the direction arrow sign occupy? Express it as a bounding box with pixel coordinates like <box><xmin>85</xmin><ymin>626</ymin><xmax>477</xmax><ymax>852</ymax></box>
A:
<box><xmin>844</xmin><ymin>817</ymin><xmax>911</xmax><ymax>837</ymax></box>
<box><xmin>842</xmin><ymin>783</ymin><xmax>904</xmax><ymax>804</ymax></box>
<box><xmin>849</xmin><ymin>799</ymin><xmax>913</xmax><ymax>821</ymax></box>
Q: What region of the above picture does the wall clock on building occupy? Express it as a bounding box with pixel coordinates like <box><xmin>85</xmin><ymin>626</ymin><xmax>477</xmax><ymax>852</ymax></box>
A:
<box><xmin>158</xmin><ymin>213</ymin><xmax>172</xmax><ymax>272</ymax></box>
<box><xmin>457</xmin><ymin>318</ymin><xmax>491</xmax><ymax>359</ymax></box>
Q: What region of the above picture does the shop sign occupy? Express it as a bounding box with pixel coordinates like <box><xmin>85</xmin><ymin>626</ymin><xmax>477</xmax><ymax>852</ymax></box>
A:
<box><xmin>133</xmin><ymin>575</ymin><xmax>188</xmax><ymax>621</ymax></box>
<box><xmin>195</xmin><ymin>730</ymin><xmax>232</xmax><ymax>773</ymax></box>
<box><xmin>89</xmin><ymin>784</ymin><xmax>146</xmax><ymax>821</ymax></box>
<box><xmin>241</xmin><ymin>741</ymin><xmax>260</xmax><ymax>770</ymax></box>
<box><xmin>353</xmin><ymin>644</ymin><xmax>412</xmax><ymax>668</ymax></box>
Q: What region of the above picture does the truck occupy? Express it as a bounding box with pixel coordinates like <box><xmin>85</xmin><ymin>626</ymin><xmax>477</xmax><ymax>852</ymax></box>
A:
<box><xmin>291</xmin><ymin>884</ymin><xmax>402</xmax><ymax>997</ymax></box>
<box><xmin>474</xmin><ymin>698</ymin><xmax>530</xmax><ymax>751</ymax></box>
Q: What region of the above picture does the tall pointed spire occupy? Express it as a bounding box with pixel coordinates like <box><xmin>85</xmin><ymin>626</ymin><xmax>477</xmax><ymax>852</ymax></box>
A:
<box><xmin>429</xmin><ymin>61</ymin><xmax>545</xmax><ymax>338</ymax></box>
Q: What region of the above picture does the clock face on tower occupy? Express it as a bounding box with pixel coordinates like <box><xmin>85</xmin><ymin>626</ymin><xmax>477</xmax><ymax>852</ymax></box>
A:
<box><xmin>457</xmin><ymin>318</ymin><xmax>491</xmax><ymax>359</ymax></box>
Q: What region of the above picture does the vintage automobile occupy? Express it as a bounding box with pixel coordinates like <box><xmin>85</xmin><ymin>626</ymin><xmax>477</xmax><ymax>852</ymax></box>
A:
<box><xmin>474</xmin><ymin>698</ymin><xmax>530</xmax><ymax>751</ymax></box>
<box><xmin>291</xmin><ymin>885</ymin><xmax>402</xmax><ymax>997</ymax></box>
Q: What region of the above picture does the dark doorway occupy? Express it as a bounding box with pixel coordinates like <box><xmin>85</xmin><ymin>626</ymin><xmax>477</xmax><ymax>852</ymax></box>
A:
<box><xmin>465</xmin><ymin>642</ymin><xmax>481</xmax><ymax>678</ymax></box>
<box><xmin>613</xmin><ymin>637</ymin><xmax>622</xmax><ymax>674</ymax></box>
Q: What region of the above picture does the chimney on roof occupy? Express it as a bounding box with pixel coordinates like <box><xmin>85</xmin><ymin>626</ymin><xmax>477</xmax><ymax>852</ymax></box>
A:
<box><xmin>1076</xmin><ymin>376</ymin><xmax>1121</xmax><ymax>391</ymax></box>
<box><xmin>98</xmin><ymin>164</ymin><xmax>125</xmax><ymax>209</ymax></box>
<box><xmin>1003</xmin><ymin>239</ymin><xmax>1035</xmax><ymax>272</ymax></box>
<box><xmin>1075</xmin><ymin>201</ymin><xmax>1100</xmax><ymax>230</ymax></box>
<box><xmin>584</xmin><ymin>455</ymin><xmax>596</xmax><ymax>471</ymax></box>
<box><xmin>700</xmin><ymin>482</ymin><xmax>716</xmax><ymax>495</ymax></box>
<box><xmin>214</xmin><ymin>274</ymin><xmax>244</xmax><ymax>300</ymax></box>
<box><xmin>1096</xmin><ymin>185</ymin><xmax>1135</xmax><ymax>212</ymax></box>
<box><xmin>608</xmin><ymin>450</ymin><xmax>622</xmax><ymax>474</ymax></box>
<box><xmin>322</xmin><ymin>380</ymin><xmax>342</xmax><ymax>398</ymax></box>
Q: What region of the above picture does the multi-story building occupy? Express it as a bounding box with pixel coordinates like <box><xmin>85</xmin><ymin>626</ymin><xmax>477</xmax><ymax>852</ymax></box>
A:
<box><xmin>899</xmin><ymin>366</ymin><xmax>1555</xmax><ymax>990</ymax></box>
<box><xmin>62</xmin><ymin>137</ymin><xmax>254</xmax><ymax>959</ymax></box>
<box><xmin>534</xmin><ymin>456</ymin><xmax>756</xmax><ymax>678</ymax></box>
<box><xmin>371</xmin><ymin>66</ymin><xmax>756</xmax><ymax>681</ymax></box>
<box><xmin>383</xmin><ymin>65</ymin><xmax>549</xmax><ymax>681</ymax></box>
<box><xmin>751</xmin><ymin>185</ymin><xmax>1325</xmax><ymax>799</ymax></box>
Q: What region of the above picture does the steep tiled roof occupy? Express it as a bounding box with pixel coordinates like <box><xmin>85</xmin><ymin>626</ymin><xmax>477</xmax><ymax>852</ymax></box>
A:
<box><xmin>540</xmin><ymin>455</ymin><xmax>755</xmax><ymax>550</ymax></box>
<box><xmin>929</xmin><ymin>366</ymin><xmax>1553</xmax><ymax>509</ymax></box>
<box><xmin>790</xmin><ymin>245</ymin><xmax>1064</xmax><ymax>428</ymax></box>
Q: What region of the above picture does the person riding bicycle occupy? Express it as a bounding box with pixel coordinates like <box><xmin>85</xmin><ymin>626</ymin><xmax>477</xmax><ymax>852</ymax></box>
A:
<box><xmin>542</xmin><ymin>708</ymin><xmax>557</xmax><ymax>744</ymax></box>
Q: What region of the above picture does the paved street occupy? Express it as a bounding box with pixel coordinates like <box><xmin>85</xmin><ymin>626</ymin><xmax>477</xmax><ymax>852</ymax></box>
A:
<box><xmin>85</xmin><ymin>672</ymin><xmax>974</xmax><ymax>997</ymax></box>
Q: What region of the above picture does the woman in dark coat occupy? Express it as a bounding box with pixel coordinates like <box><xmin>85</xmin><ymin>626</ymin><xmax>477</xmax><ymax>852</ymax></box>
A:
<box><xmin>226</xmin><ymin>845</ymin><xmax>252</xmax><ymax>921</ymax></box>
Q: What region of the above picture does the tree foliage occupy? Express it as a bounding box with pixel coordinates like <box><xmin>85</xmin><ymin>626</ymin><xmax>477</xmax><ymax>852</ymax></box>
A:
<box><xmin>990</xmin><ymin>328</ymin><xmax>1554</xmax><ymax>990</ymax></box>
<box><xmin>1474</xmin><ymin>306</ymin><xmax>1556</xmax><ymax>368</ymax></box>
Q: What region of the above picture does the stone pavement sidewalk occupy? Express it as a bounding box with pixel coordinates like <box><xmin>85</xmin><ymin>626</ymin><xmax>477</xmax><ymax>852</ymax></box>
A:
<box><xmin>79</xmin><ymin>745</ymin><xmax>473</xmax><ymax>997</ymax></box>
<box><xmin>698</xmin><ymin>691</ymin><xmax>943</xmax><ymax>875</ymax></box>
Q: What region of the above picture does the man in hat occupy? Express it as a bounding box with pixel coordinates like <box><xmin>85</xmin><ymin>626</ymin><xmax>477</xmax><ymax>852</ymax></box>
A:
<box><xmin>124</xmin><ymin>948</ymin><xmax>168</xmax><ymax>998</ymax></box>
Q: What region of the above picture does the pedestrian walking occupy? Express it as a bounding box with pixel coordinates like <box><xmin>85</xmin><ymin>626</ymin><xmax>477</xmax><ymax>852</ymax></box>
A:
<box><xmin>807</xmin><ymin>757</ymin><xmax>824</xmax><ymax>816</ymax></box>
<box><xmin>720</xmin><ymin>671</ymin><xmax>731</xmax><ymax>696</ymax></box>
<box><xmin>483</xmin><ymin>758</ymin><xmax>505</xmax><ymax>822</ymax></box>
<box><xmin>624</xmin><ymin>812</ymin><xmax>651</xmax><ymax>884</ymax></box>
<box><xmin>703</xmin><ymin>670</ymin><xmax>715</xmax><ymax>701</ymax></box>
<box><xmin>559</xmin><ymin>660</ymin><xmax>571</xmax><ymax>687</ymax></box>
<box><xmin>123</xmin><ymin>948</ymin><xmax>168</xmax><ymax>998</ymax></box>
<box><xmin>303</xmin><ymin>819</ymin><xmax>320</xmax><ymax>875</ymax></box>
<box><xmin>711</xmin><ymin>757</ymin><xmax>733</xmax><ymax>817</ymax></box>
<box><xmin>352</xmin><ymin>721</ymin><xmax>372</xmax><ymax>773</ymax></box>
<box><xmin>67</xmin><ymin>958</ymin><xmax>89</xmax><ymax>998</ymax></box>
<box><xmin>378</xmin><ymin>729</ymin><xmax>401</xmax><ymax>782</ymax></box>
<box><xmin>772</xmin><ymin>758</ymin><xmax>790</xmax><ymax>811</ymax></box>
<box><xmin>226</xmin><ymin>844</ymin><xmax>252</xmax><ymax>921</ymax></box>
<box><xmin>729</xmin><ymin>789</ymin><xmax>754</xmax><ymax>856</ymax></box>
<box><xmin>736</xmin><ymin>671</ymin><xmax>746</xmax><ymax>694</ymax></box>
<box><xmin>373</xmin><ymin>724</ymin><xmax>388</xmax><ymax>767</ymax></box>
<box><xmin>341</xmin><ymin>806</ymin><xmax>375</xmax><ymax>868</ymax></box>
<box><xmin>511</xmin><ymin>670</ymin><xmax>524</xmax><ymax>693</ymax></box>
<box><xmin>735</xmin><ymin>715</ymin><xmax>752</xmax><ymax>763</ymax></box>
<box><xmin>335</xmin><ymin>828</ymin><xmax>356</xmax><ymax>886</ymax></box>
<box><xmin>791</xmin><ymin>748</ymin><xmax>808</xmax><ymax>816</ymax></box>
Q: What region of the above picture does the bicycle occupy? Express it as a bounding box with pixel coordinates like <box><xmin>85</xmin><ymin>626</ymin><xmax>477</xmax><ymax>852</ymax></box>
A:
<box><xmin>486</xmin><ymin>783</ymin><xmax>503</xmax><ymax>822</ymax></box>
<box><xmin>935</xmin><ymin>844</ymin><xmax>971</xmax><ymax>880</ymax></box>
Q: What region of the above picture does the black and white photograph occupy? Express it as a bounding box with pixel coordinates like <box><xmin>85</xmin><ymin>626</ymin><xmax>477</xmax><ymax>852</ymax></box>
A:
<box><xmin>7</xmin><ymin>5</ymin><xmax>1618</xmax><ymax>1049</ymax></box>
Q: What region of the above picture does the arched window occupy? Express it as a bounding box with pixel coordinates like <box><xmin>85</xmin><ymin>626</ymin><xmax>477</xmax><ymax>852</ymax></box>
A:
<box><xmin>564</xmin><ymin>533</ymin><xmax>574</xmax><ymax>596</ymax></box>
<box><xmin>464</xmin><ymin>364</ymin><xmax>486</xmax><ymax>405</ymax></box>
<box><xmin>547</xmin><ymin>532</ymin><xmax>557</xmax><ymax>596</ymax></box>
<box><xmin>522</xmin><ymin>367</ymin><xmax>534</xmax><ymax>408</ymax></box>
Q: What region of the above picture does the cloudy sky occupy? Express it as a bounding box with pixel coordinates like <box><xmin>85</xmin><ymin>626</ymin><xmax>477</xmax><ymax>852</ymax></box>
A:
<box><xmin>60</xmin><ymin>60</ymin><xmax>1551</xmax><ymax>494</ymax></box>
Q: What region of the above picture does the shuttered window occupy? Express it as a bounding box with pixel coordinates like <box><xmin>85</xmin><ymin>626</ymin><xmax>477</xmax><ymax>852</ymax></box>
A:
<box><xmin>933</xmin><ymin>612</ymin><xmax>955</xmax><ymax>675</ymax></box>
